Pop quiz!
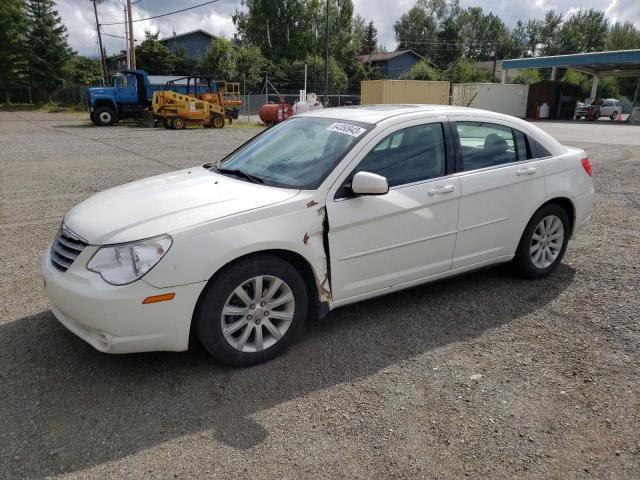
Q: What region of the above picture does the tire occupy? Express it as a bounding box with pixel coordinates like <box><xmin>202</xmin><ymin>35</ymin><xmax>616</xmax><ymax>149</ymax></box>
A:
<box><xmin>212</xmin><ymin>116</ymin><xmax>225</xmax><ymax>129</ymax></box>
<box><xmin>594</xmin><ymin>111</ymin><xmax>601</xmax><ymax>120</ymax></box>
<box><xmin>194</xmin><ymin>255</ymin><xmax>309</xmax><ymax>367</ymax></box>
<box><xmin>93</xmin><ymin>106</ymin><xmax>117</xmax><ymax>126</ymax></box>
<box><xmin>173</xmin><ymin>117</ymin><xmax>185</xmax><ymax>129</ymax></box>
<box><xmin>511</xmin><ymin>204</ymin><xmax>570</xmax><ymax>279</ymax></box>
<box><xmin>611</xmin><ymin>111</ymin><xmax>618</xmax><ymax>121</ymax></box>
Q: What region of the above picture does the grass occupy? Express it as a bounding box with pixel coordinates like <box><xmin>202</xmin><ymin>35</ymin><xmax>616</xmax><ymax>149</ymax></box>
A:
<box><xmin>0</xmin><ymin>102</ymin><xmax>86</xmax><ymax>113</ymax></box>
<box><xmin>228</xmin><ymin>119</ymin><xmax>265</xmax><ymax>129</ymax></box>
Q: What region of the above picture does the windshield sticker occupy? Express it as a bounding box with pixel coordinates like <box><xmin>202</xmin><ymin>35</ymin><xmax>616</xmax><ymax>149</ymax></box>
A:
<box><xmin>327</xmin><ymin>123</ymin><xmax>366</xmax><ymax>137</ymax></box>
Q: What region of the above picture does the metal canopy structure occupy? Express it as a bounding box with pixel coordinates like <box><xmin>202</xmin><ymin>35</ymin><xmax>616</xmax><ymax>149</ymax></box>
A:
<box><xmin>501</xmin><ymin>49</ymin><xmax>640</xmax><ymax>97</ymax></box>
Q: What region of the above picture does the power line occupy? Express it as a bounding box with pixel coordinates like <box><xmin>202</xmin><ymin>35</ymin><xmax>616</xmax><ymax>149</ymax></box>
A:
<box><xmin>100</xmin><ymin>0</ymin><xmax>223</xmax><ymax>26</ymax></box>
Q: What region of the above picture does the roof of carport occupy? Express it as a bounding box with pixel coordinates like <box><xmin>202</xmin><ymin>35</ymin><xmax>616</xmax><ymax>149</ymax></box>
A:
<box><xmin>501</xmin><ymin>49</ymin><xmax>640</xmax><ymax>76</ymax></box>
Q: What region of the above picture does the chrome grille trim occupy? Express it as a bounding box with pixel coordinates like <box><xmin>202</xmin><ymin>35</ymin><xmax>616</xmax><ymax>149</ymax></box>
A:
<box><xmin>51</xmin><ymin>226</ymin><xmax>88</xmax><ymax>272</ymax></box>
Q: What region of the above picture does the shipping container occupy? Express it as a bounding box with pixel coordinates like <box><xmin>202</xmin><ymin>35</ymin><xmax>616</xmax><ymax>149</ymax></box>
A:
<box><xmin>361</xmin><ymin>80</ymin><xmax>450</xmax><ymax>105</ymax></box>
<box><xmin>451</xmin><ymin>83</ymin><xmax>529</xmax><ymax>118</ymax></box>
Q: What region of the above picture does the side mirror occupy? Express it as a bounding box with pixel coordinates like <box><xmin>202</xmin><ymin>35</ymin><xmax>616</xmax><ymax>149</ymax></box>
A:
<box><xmin>351</xmin><ymin>171</ymin><xmax>389</xmax><ymax>196</ymax></box>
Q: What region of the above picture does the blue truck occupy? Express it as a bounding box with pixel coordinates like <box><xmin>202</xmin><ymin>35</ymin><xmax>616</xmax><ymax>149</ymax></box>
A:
<box><xmin>87</xmin><ymin>70</ymin><xmax>156</xmax><ymax>126</ymax></box>
<box><xmin>87</xmin><ymin>69</ymin><xmax>211</xmax><ymax>126</ymax></box>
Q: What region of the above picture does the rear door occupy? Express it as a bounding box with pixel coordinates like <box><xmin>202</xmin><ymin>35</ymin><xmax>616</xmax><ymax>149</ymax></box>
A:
<box><xmin>326</xmin><ymin>118</ymin><xmax>460</xmax><ymax>302</ymax></box>
<box><xmin>450</xmin><ymin>117</ymin><xmax>547</xmax><ymax>269</ymax></box>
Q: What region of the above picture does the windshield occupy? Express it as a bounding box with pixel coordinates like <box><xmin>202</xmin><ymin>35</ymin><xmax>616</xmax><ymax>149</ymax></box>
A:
<box><xmin>218</xmin><ymin>117</ymin><xmax>372</xmax><ymax>189</ymax></box>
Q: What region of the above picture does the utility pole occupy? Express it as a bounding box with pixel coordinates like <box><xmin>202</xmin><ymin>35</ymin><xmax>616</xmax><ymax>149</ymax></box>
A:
<box><xmin>324</xmin><ymin>0</ymin><xmax>329</xmax><ymax>107</ymax></box>
<box><xmin>127</xmin><ymin>0</ymin><xmax>136</xmax><ymax>69</ymax></box>
<box><xmin>91</xmin><ymin>0</ymin><xmax>107</xmax><ymax>84</ymax></box>
<box><xmin>123</xmin><ymin>4</ymin><xmax>130</xmax><ymax>69</ymax></box>
<box><xmin>492</xmin><ymin>44</ymin><xmax>498</xmax><ymax>82</ymax></box>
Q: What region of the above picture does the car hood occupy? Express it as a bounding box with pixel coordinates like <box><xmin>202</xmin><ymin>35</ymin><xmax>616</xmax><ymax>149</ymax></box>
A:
<box><xmin>64</xmin><ymin>166</ymin><xmax>300</xmax><ymax>244</ymax></box>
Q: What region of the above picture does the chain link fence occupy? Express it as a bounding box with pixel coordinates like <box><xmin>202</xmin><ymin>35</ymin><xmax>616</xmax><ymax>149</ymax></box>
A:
<box><xmin>3</xmin><ymin>85</ymin><xmax>97</xmax><ymax>105</ymax></box>
<box><xmin>240</xmin><ymin>94</ymin><xmax>361</xmax><ymax>116</ymax></box>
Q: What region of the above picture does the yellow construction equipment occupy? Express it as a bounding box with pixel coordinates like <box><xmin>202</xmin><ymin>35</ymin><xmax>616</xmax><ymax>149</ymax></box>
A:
<box><xmin>151</xmin><ymin>76</ymin><xmax>241</xmax><ymax>129</ymax></box>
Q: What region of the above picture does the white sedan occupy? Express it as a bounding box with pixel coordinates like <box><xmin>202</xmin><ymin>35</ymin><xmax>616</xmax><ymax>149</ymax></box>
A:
<box><xmin>43</xmin><ymin>105</ymin><xmax>594</xmax><ymax>366</ymax></box>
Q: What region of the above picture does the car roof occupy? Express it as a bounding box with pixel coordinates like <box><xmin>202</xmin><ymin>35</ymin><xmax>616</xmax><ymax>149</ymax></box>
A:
<box><xmin>301</xmin><ymin>103</ymin><xmax>566</xmax><ymax>157</ymax></box>
<box><xmin>301</xmin><ymin>104</ymin><xmax>492</xmax><ymax>124</ymax></box>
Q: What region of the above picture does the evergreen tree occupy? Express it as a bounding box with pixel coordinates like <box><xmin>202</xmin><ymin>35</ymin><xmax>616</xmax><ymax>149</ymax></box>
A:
<box><xmin>362</xmin><ymin>20</ymin><xmax>378</xmax><ymax>54</ymax></box>
<box><xmin>0</xmin><ymin>0</ymin><xmax>28</xmax><ymax>102</ymax></box>
<box><xmin>135</xmin><ymin>31</ymin><xmax>176</xmax><ymax>74</ymax></box>
<box><xmin>25</xmin><ymin>0</ymin><xmax>73</xmax><ymax>93</ymax></box>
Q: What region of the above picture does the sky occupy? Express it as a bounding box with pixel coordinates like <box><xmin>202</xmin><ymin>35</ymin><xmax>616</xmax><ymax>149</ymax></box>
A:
<box><xmin>56</xmin><ymin>0</ymin><xmax>640</xmax><ymax>58</ymax></box>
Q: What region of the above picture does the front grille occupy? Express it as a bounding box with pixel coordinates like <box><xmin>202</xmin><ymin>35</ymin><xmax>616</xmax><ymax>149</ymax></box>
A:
<box><xmin>51</xmin><ymin>227</ymin><xmax>88</xmax><ymax>272</ymax></box>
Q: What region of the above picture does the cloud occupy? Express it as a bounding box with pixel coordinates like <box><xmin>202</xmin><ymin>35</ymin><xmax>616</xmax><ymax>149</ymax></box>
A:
<box><xmin>56</xmin><ymin>0</ymin><xmax>640</xmax><ymax>57</ymax></box>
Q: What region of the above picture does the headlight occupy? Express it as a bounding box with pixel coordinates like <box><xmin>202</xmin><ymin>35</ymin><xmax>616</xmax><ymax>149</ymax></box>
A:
<box><xmin>87</xmin><ymin>234</ymin><xmax>172</xmax><ymax>285</ymax></box>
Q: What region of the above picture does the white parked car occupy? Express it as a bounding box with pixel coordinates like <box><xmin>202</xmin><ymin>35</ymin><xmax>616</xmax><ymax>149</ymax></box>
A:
<box><xmin>43</xmin><ymin>105</ymin><xmax>594</xmax><ymax>366</ymax></box>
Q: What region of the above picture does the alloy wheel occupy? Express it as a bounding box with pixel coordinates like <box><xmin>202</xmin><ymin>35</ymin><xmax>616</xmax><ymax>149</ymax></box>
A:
<box><xmin>221</xmin><ymin>275</ymin><xmax>295</xmax><ymax>353</ymax></box>
<box><xmin>530</xmin><ymin>215</ymin><xmax>564</xmax><ymax>269</ymax></box>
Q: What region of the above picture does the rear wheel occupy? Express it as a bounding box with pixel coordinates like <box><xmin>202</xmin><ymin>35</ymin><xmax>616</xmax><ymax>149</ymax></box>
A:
<box><xmin>173</xmin><ymin>117</ymin><xmax>185</xmax><ymax>129</ymax></box>
<box><xmin>195</xmin><ymin>255</ymin><xmax>308</xmax><ymax>367</ymax></box>
<box><xmin>93</xmin><ymin>107</ymin><xmax>117</xmax><ymax>126</ymax></box>
<box><xmin>611</xmin><ymin>111</ymin><xmax>618</xmax><ymax>121</ymax></box>
<box><xmin>511</xmin><ymin>204</ymin><xmax>570</xmax><ymax>279</ymax></box>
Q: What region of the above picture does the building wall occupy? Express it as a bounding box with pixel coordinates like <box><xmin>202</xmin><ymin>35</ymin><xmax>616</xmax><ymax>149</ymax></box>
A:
<box><xmin>161</xmin><ymin>32</ymin><xmax>213</xmax><ymax>59</ymax></box>
<box><xmin>361</xmin><ymin>80</ymin><xmax>450</xmax><ymax>104</ymax></box>
<box><xmin>386</xmin><ymin>54</ymin><xmax>420</xmax><ymax>79</ymax></box>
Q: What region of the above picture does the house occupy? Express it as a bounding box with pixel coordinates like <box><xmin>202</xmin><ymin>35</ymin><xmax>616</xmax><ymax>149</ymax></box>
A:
<box><xmin>161</xmin><ymin>29</ymin><xmax>215</xmax><ymax>59</ymax></box>
<box><xmin>105</xmin><ymin>29</ymin><xmax>216</xmax><ymax>73</ymax></box>
<box><xmin>356</xmin><ymin>50</ymin><xmax>427</xmax><ymax>79</ymax></box>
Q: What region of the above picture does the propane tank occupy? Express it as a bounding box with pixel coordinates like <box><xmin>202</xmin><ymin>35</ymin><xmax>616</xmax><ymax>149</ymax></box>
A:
<box><xmin>259</xmin><ymin>101</ymin><xmax>293</xmax><ymax>125</ymax></box>
<box><xmin>539</xmin><ymin>102</ymin><xmax>550</xmax><ymax>119</ymax></box>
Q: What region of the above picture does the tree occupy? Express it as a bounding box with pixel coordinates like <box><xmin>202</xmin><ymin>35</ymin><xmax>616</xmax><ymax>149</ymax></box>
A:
<box><xmin>200</xmin><ymin>37</ymin><xmax>239</xmax><ymax>80</ymax></box>
<box><xmin>507</xmin><ymin>20</ymin><xmax>531</xmax><ymax>58</ymax></box>
<box><xmin>172</xmin><ymin>46</ymin><xmax>198</xmax><ymax>76</ymax></box>
<box><xmin>443</xmin><ymin>59</ymin><xmax>495</xmax><ymax>82</ymax></box>
<box><xmin>66</xmin><ymin>54</ymin><xmax>102</xmax><ymax>85</ymax></box>
<box><xmin>394</xmin><ymin>4</ymin><xmax>439</xmax><ymax>58</ymax></box>
<box><xmin>531</xmin><ymin>10</ymin><xmax>563</xmax><ymax>56</ymax></box>
<box><xmin>400</xmin><ymin>60</ymin><xmax>439</xmax><ymax>80</ymax></box>
<box><xmin>456</xmin><ymin>7</ymin><xmax>510</xmax><ymax>62</ymax></box>
<box><xmin>237</xmin><ymin>44</ymin><xmax>267</xmax><ymax>89</ymax></box>
<box><xmin>25</xmin><ymin>0</ymin><xmax>73</xmax><ymax>93</ymax></box>
<box><xmin>606</xmin><ymin>22</ymin><xmax>640</xmax><ymax>50</ymax></box>
<box><xmin>0</xmin><ymin>0</ymin><xmax>28</xmax><ymax>102</ymax></box>
<box><xmin>362</xmin><ymin>20</ymin><xmax>378</xmax><ymax>55</ymax></box>
<box><xmin>233</xmin><ymin>0</ymin><xmax>309</xmax><ymax>61</ymax></box>
<box><xmin>135</xmin><ymin>31</ymin><xmax>176</xmax><ymax>74</ymax></box>
<box><xmin>556</xmin><ymin>9</ymin><xmax>608</xmax><ymax>54</ymax></box>
<box><xmin>512</xmin><ymin>68</ymin><xmax>542</xmax><ymax>85</ymax></box>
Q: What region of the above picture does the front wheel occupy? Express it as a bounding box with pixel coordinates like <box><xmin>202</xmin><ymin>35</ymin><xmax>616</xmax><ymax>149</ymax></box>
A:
<box><xmin>93</xmin><ymin>106</ymin><xmax>117</xmax><ymax>126</ymax></box>
<box><xmin>511</xmin><ymin>204</ymin><xmax>570</xmax><ymax>279</ymax></box>
<box><xmin>194</xmin><ymin>255</ymin><xmax>308</xmax><ymax>366</ymax></box>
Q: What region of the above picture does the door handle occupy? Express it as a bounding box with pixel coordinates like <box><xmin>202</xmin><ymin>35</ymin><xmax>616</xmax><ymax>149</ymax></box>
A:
<box><xmin>516</xmin><ymin>167</ymin><xmax>537</xmax><ymax>176</ymax></box>
<box><xmin>428</xmin><ymin>185</ymin><xmax>455</xmax><ymax>196</ymax></box>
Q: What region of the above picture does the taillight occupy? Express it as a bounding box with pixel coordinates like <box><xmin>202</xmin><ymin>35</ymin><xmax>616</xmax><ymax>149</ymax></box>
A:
<box><xmin>581</xmin><ymin>158</ymin><xmax>593</xmax><ymax>177</ymax></box>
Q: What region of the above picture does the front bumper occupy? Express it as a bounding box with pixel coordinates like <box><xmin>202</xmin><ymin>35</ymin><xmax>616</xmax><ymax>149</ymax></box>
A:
<box><xmin>42</xmin><ymin>245</ymin><xmax>206</xmax><ymax>354</ymax></box>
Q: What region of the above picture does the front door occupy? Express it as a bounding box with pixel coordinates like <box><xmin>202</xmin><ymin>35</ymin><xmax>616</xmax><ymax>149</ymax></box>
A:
<box><xmin>326</xmin><ymin>119</ymin><xmax>461</xmax><ymax>303</ymax></box>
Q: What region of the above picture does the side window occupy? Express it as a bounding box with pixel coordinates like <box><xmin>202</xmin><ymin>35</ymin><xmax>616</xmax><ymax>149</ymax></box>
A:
<box><xmin>530</xmin><ymin>138</ymin><xmax>552</xmax><ymax>158</ymax></box>
<box><xmin>456</xmin><ymin>122</ymin><xmax>517</xmax><ymax>171</ymax></box>
<box><xmin>354</xmin><ymin>123</ymin><xmax>446</xmax><ymax>188</ymax></box>
<box><xmin>514</xmin><ymin>129</ymin><xmax>530</xmax><ymax>161</ymax></box>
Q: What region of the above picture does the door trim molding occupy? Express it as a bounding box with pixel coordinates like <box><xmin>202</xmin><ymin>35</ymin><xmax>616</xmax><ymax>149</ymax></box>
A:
<box><xmin>338</xmin><ymin>229</ymin><xmax>458</xmax><ymax>261</ymax></box>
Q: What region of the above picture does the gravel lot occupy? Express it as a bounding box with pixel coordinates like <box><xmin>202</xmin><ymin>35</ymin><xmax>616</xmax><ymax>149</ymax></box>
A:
<box><xmin>1</xmin><ymin>112</ymin><xmax>638</xmax><ymax>479</ymax></box>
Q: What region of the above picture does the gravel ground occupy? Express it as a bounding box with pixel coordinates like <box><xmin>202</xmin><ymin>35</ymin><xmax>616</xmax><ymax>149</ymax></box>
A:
<box><xmin>1</xmin><ymin>112</ymin><xmax>638</xmax><ymax>479</ymax></box>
